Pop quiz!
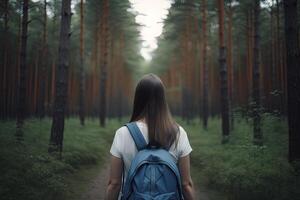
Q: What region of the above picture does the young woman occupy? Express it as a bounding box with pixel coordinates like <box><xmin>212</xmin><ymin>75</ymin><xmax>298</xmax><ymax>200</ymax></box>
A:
<box><xmin>106</xmin><ymin>73</ymin><xmax>195</xmax><ymax>200</ymax></box>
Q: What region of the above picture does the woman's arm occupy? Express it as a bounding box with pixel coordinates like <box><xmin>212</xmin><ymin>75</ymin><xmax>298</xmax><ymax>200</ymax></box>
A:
<box><xmin>178</xmin><ymin>154</ymin><xmax>195</xmax><ymax>200</ymax></box>
<box><xmin>106</xmin><ymin>155</ymin><xmax>123</xmax><ymax>200</ymax></box>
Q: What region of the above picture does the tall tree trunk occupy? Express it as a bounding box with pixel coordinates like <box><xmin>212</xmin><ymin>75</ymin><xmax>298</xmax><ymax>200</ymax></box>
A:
<box><xmin>49</xmin><ymin>0</ymin><xmax>72</xmax><ymax>157</ymax></box>
<box><xmin>39</xmin><ymin>0</ymin><xmax>48</xmax><ymax>118</ymax></box>
<box><xmin>15</xmin><ymin>0</ymin><xmax>29</xmax><ymax>139</ymax></box>
<box><xmin>270</xmin><ymin>3</ymin><xmax>277</xmax><ymax>111</ymax></box>
<box><xmin>99</xmin><ymin>0</ymin><xmax>109</xmax><ymax>127</ymax></box>
<box><xmin>1</xmin><ymin>0</ymin><xmax>9</xmax><ymax>119</ymax></box>
<box><xmin>217</xmin><ymin>0</ymin><xmax>230</xmax><ymax>142</ymax></box>
<box><xmin>252</xmin><ymin>0</ymin><xmax>262</xmax><ymax>145</ymax></box>
<box><xmin>79</xmin><ymin>0</ymin><xmax>85</xmax><ymax>126</ymax></box>
<box><xmin>117</xmin><ymin>32</ymin><xmax>124</xmax><ymax>122</ymax></box>
<box><xmin>247</xmin><ymin>9</ymin><xmax>254</xmax><ymax>115</ymax></box>
<box><xmin>202</xmin><ymin>0</ymin><xmax>209</xmax><ymax>129</ymax></box>
<box><xmin>227</xmin><ymin>1</ymin><xmax>234</xmax><ymax>130</ymax></box>
<box><xmin>276</xmin><ymin>0</ymin><xmax>285</xmax><ymax>114</ymax></box>
<box><xmin>283</xmin><ymin>0</ymin><xmax>300</xmax><ymax>162</ymax></box>
<box><xmin>14</xmin><ymin>1</ymin><xmax>22</xmax><ymax>118</ymax></box>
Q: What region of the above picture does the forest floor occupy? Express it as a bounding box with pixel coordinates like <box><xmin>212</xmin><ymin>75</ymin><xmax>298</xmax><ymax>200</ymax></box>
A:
<box><xmin>1</xmin><ymin>116</ymin><xmax>296</xmax><ymax>200</ymax></box>
<box><xmin>79</xmin><ymin>158</ymin><xmax>110</xmax><ymax>200</ymax></box>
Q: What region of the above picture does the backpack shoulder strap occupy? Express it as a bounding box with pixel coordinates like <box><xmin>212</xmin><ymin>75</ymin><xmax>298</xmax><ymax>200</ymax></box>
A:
<box><xmin>125</xmin><ymin>122</ymin><xmax>147</xmax><ymax>151</ymax></box>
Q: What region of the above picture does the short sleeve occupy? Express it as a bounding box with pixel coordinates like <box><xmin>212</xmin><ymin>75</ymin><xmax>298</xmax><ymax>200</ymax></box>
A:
<box><xmin>110</xmin><ymin>130</ymin><xmax>122</xmax><ymax>158</ymax></box>
<box><xmin>177</xmin><ymin>126</ymin><xmax>193</xmax><ymax>158</ymax></box>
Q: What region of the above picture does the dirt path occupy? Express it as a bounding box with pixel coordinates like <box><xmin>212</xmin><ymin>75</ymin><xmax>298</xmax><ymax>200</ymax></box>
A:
<box><xmin>80</xmin><ymin>161</ymin><xmax>110</xmax><ymax>200</ymax></box>
<box><xmin>80</xmin><ymin>159</ymin><xmax>224</xmax><ymax>200</ymax></box>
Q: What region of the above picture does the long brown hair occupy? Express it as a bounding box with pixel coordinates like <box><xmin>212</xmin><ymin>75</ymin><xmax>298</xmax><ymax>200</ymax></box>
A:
<box><xmin>130</xmin><ymin>73</ymin><xmax>179</xmax><ymax>149</ymax></box>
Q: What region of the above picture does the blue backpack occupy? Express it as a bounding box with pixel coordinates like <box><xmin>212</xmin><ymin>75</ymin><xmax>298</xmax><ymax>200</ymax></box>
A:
<box><xmin>121</xmin><ymin>122</ymin><xmax>184</xmax><ymax>200</ymax></box>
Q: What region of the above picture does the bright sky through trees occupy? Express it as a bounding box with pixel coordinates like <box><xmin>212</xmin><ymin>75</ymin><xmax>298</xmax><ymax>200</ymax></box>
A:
<box><xmin>129</xmin><ymin>0</ymin><xmax>171</xmax><ymax>60</ymax></box>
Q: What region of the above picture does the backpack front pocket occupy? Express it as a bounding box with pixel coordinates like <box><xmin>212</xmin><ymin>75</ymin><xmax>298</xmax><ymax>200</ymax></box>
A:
<box><xmin>129</xmin><ymin>191</ymin><xmax>177</xmax><ymax>200</ymax></box>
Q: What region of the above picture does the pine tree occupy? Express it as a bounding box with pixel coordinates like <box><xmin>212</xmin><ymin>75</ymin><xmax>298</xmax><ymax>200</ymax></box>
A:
<box><xmin>283</xmin><ymin>0</ymin><xmax>300</xmax><ymax>162</ymax></box>
<box><xmin>217</xmin><ymin>0</ymin><xmax>230</xmax><ymax>142</ymax></box>
<box><xmin>49</xmin><ymin>0</ymin><xmax>72</xmax><ymax>157</ymax></box>
<box><xmin>252</xmin><ymin>0</ymin><xmax>262</xmax><ymax>145</ymax></box>
<box><xmin>15</xmin><ymin>0</ymin><xmax>29</xmax><ymax>140</ymax></box>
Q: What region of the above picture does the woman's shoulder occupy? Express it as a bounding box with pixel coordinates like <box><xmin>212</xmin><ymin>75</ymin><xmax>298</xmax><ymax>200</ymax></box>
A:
<box><xmin>175</xmin><ymin>123</ymin><xmax>188</xmax><ymax>135</ymax></box>
<box><xmin>112</xmin><ymin>126</ymin><xmax>129</xmax><ymax>142</ymax></box>
<box><xmin>175</xmin><ymin>124</ymin><xmax>190</xmax><ymax>142</ymax></box>
<box><xmin>116</xmin><ymin>125</ymin><xmax>128</xmax><ymax>133</ymax></box>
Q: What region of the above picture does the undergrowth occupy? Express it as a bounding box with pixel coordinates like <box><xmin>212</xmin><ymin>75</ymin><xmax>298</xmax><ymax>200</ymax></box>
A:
<box><xmin>177</xmin><ymin>114</ymin><xmax>300</xmax><ymax>200</ymax></box>
<box><xmin>1</xmin><ymin>114</ymin><xmax>299</xmax><ymax>200</ymax></box>
<box><xmin>0</xmin><ymin>117</ymin><xmax>125</xmax><ymax>200</ymax></box>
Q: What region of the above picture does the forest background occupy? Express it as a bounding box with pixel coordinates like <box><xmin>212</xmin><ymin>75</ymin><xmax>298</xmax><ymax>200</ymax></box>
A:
<box><xmin>0</xmin><ymin>0</ymin><xmax>300</xmax><ymax>199</ymax></box>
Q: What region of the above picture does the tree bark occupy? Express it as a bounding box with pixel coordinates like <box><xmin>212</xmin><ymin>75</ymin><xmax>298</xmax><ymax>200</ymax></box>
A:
<box><xmin>270</xmin><ymin>3</ymin><xmax>277</xmax><ymax>110</ymax></box>
<box><xmin>39</xmin><ymin>0</ymin><xmax>48</xmax><ymax>118</ymax></box>
<box><xmin>49</xmin><ymin>0</ymin><xmax>72</xmax><ymax>156</ymax></box>
<box><xmin>217</xmin><ymin>0</ymin><xmax>230</xmax><ymax>142</ymax></box>
<box><xmin>227</xmin><ymin>1</ymin><xmax>234</xmax><ymax>130</ymax></box>
<box><xmin>99</xmin><ymin>0</ymin><xmax>109</xmax><ymax>127</ymax></box>
<box><xmin>283</xmin><ymin>0</ymin><xmax>300</xmax><ymax>162</ymax></box>
<box><xmin>202</xmin><ymin>0</ymin><xmax>209</xmax><ymax>129</ymax></box>
<box><xmin>79</xmin><ymin>0</ymin><xmax>85</xmax><ymax>126</ymax></box>
<box><xmin>252</xmin><ymin>0</ymin><xmax>262</xmax><ymax>145</ymax></box>
<box><xmin>1</xmin><ymin>0</ymin><xmax>9</xmax><ymax>119</ymax></box>
<box><xmin>16</xmin><ymin>0</ymin><xmax>29</xmax><ymax>139</ymax></box>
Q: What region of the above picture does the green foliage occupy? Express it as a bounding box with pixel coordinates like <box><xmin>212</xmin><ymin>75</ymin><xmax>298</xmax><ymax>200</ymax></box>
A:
<box><xmin>177</xmin><ymin>114</ymin><xmax>300</xmax><ymax>200</ymax></box>
<box><xmin>0</xmin><ymin>118</ymin><xmax>124</xmax><ymax>200</ymax></box>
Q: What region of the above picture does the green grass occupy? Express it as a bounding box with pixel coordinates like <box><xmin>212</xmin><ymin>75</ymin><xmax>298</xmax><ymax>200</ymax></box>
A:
<box><xmin>177</xmin><ymin>114</ymin><xmax>300</xmax><ymax>200</ymax></box>
<box><xmin>0</xmin><ymin>117</ymin><xmax>127</xmax><ymax>200</ymax></box>
<box><xmin>1</xmin><ymin>115</ymin><xmax>299</xmax><ymax>200</ymax></box>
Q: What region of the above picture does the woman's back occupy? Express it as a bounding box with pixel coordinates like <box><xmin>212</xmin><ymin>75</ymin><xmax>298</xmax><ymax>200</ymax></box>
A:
<box><xmin>110</xmin><ymin>120</ymin><xmax>192</xmax><ymax>180</ymax></box>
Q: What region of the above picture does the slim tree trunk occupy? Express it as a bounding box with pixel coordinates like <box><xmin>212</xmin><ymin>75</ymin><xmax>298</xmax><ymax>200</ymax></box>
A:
<box><xmin>1</xmin><ymin>0</ymin><xmax>9</xmax><ymax>119</ymax></box>
<box><xmin>283</xmin><ymin>0</ymin><xmax>300</xmax><ymax>162</ymax></box>
<box><xmin>246</xmin><ymin>10</ymin><xmax>251</xmax><ymax>103</ymax></box>
<box><xmin>117</xmin><ymin>32</ymin><xmax>124</xmax><ymax>121</ymax></box>
<box><xmin>202</xmin><ymin>0</ymin><xmax>209</xmax><ymax>129</ymax></box>
<box><xmin>39</xmin><ymin>0</ymin><xmax>48</xmax><ymax>118</ymax></box>
<box><xmin>99</xmin><ymin>0</ymin><xmax>109</xmax><ymax>127</ymax></box>
<box><xmin>227</xmin><ymin>1</ymin><xmax>234</xmax><ymax>130</ymax></box>
<box><xmin>49</xmin><ymin>0</ymin><xmax>72</xmax><ymax>157</ymax></box>
<box><xmin>14</xmin><ymin>1</ymin><xmax>22</xmax><ymax>118</ymax></box>
<box><xmin>276</xmin><ymin>0</ymin><xmax>285</xmax><ymax>114</ymax></box>
<box><xmin>252</xmin><ymin>0</ymin><xmax>262</xmax><ymax>145</ymax></box>
<box><xmin>15</xmin><ymin>0</ymin><xmax>29</xmax><ymax>139</ymax></box>
<box><xmin>270</xmin><ymin>3</ymin><xmax>276</xmax><ymax>107</ymax></box>
<box><xmin>79</xmin><ymin>0</ymin><xmax>85</xmax><ymax>126</ymax></box>
<box><xmin>217</xmin><ymin>0</ymin><xmax>230</xmax><ymax>142</ymax></box>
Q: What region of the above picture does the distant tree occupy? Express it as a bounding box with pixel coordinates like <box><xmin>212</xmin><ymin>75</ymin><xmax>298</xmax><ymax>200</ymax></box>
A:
<box><xmin>283</xmin><ymin>0</ymin><xmax>300</xmax><ymax>162</ymax></box>
<box><xmin>39</xmin><ymin>0</ymin><xmax>48</xmax><ymax>118</ymax></box>
<box><xmin>79</xmin><ymin>0</ymin><xmax>85</xmax><ymax>126</ymax></box>
<box><xmin>252</xmin><ymin>0</ymin><xmax>262</xmax><ymax>145</ymax></box>
<box><xmin>226</xmin><ymin>0</ymin><xmax>234</xmax><ymax>130</ymax></box>
<box><xmin>202</xmin><ymin>0</ymin><xmax>209</xmax><ymax>129</ymax></box>
<box><xmin>15</xmin><ymin>0</ymin><xmax>29</xmax><ymax>139</ymax></box>
<box><xmin>217</xmin><ymin>0</ymin><xmax>230</xmax><ymax>142</ymax></box>
<box><xmin>99</xmin><ymin>0</ymin><xmax>109</xmax><ymax>127</ymax></box>
<box><xmin>49</xmin><ymin>0</ymin><xmax>72</xmax><ymax>156</ymax></box>
<box><xmin>1</xmin><ymin>0</ymin><xmax>9</xmax><ymax>119</ymax></box>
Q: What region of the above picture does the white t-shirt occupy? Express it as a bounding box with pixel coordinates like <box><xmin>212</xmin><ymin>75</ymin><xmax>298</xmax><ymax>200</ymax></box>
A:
<box><xmin>110</xmin><ymin>120</ymin><xmax>193</xmax><ymax>181</ymax></box>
